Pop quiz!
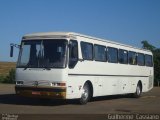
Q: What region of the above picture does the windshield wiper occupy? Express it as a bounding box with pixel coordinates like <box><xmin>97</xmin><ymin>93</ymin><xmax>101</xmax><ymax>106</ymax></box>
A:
<box><xmin>23</xmin><ymin>60</ymin><xmax>36</xmax><ymax>70</ymax></box>
<box><xmin>43</xmin><ymin>67</ymin><xmax>51</xmax><ymax>70</ymax></box>
<box><xmin>24</xmin><ymin>62</ymin><xmax>30</xmax><ymax>70</ymax></box>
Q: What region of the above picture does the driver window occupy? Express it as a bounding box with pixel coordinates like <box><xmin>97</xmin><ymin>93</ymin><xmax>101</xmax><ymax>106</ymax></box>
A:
<box><xmin>69</xmin><ymin>40</ymin><xmax>78</xmax><ymax>68</ymax></box>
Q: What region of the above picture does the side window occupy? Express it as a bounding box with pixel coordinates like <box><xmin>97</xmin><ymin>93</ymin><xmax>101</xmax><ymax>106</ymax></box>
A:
<box><xmin>19</xmin><ymin>44</ymin><xmax>31</xmax><ymax>66</ymax></box>
<box><xmin>145</xmin><ymin>55</ymin><xmax>153</xmax><ymax>67</ymax></box>
<box><xmin>137</xmin><ymin>53</ymin><xmax>145</xmax><ymax>66</ymax></box>
<box><xmin>118</xmin><ymin>49</ymin><xmax>128</xmax><ymax>64</ymax></box>
<box><xmin>107</xmin><ymin>47</ymin><xmax>118</xmax><ymax>63</ymax></box>
<box><xmin>128</xmin><ymin>51</ymin><xmax>137</xmax><ymax>65</ymax></box>
<box><xmin>94</xmin><ymin>45</ymin><xmax>107</xmax><ymax>62</ymax></box>
<box><xmin>81</xmin><ymin>42</ymin><xmax>93</xmax><ymax>60</ymax></box>
<box><xmin>69</xmin><ymin>40</ymin><xmax>78</xmax><ymax>68</ymax></box>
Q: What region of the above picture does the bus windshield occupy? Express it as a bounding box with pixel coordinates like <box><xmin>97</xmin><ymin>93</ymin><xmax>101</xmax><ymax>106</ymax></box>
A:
<box><xmin>17</xmin><ymin>39</ymin><xmax>68</xmax><ymax>69</ymax></box>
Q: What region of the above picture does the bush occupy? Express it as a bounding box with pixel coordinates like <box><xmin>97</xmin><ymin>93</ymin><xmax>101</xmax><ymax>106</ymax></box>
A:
<box><xmin>0</xmin><ymin>69</ymin><xmax>15</xmax><ymax>84</ymax></box>
<box><xmin>0</xmin><ymin>75</ymin><xmax>5</xmax><ymax>83</ymax></box>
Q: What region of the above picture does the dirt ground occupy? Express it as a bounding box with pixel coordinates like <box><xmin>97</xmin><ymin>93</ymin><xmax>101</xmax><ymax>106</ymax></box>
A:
<box><xmin>0</xmin><ymin>84</ymin><xmax>159</xmax><ymax>120</ymax></box>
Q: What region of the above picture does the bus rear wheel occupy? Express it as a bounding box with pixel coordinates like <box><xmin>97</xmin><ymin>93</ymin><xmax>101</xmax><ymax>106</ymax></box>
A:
<box><xmin>133</xmin><ymin>83</ymin><xmax>142</xmax><ymax>98</ymax></box>
<box><xmin>79</xmin><ymin>83</ymin><xmax>91</xmax><ymax>105</ymax></box>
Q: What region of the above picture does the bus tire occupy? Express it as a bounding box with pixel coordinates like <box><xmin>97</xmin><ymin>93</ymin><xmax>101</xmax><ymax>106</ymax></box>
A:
<box><xmin>133</xmin><ymin>83</ymin><xmax>142</xmax><ymax>98</ymax></box>
<box><xmin>79</xmin><ymin>83</ymin><xmax>91</xmax><ymax>105</ymax></box>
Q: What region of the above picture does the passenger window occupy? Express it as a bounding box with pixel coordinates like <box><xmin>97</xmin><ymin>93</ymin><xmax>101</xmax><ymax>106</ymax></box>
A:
<box><xmin>119</xmin><ymin>49</ymin><xmax>128</xmax><ymax>64</ymax></box>
<box><xmin>137</xmin><ymin>53</ymin><xmax>145</xmax><ymax>66</ymax></box>
<box><xmin>94</xmin><ymin>45</ymin><xmax>107</xmax><ymax>62</ymax></box>
<box><xmin>145</xmin><ymin>55</ymin><xmax>153</xmax><ymax>67</ymax></box>
<box><xmin>81</xmin><ymin>42</ymin><xmax>93</xmax><ymax>60</ymax></box>
<box><xmin>69</xmin><ymin>40</ymin><xmax>78</xmax><ymax>68</ymax></box>
<box><xmin>107</xmin><ymin>47</ymin><xmax>118</xmax><ymax>63</ymax></box>
<box><xmin>128</xmin><ymin>51</ymin><xmax>137</xmax><ymax>65</ymax></box>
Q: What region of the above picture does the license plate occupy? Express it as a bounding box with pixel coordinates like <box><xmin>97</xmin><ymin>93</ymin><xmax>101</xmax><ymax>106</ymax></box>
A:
<box><xmin>32</xmin><ymin>91</ymin><xmax>41</xmax><ymax>95</ymax></box>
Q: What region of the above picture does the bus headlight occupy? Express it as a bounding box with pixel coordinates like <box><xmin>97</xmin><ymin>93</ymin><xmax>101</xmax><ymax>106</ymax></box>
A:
<box><xmin>16</xmin><ymin>81</ymin><xmax>24</xmax><ymax>85</ymax></box>
<box><xmin>51</xmin><ymin>82</ymin><xmax>66</xmax><ymax>87</ymax></box>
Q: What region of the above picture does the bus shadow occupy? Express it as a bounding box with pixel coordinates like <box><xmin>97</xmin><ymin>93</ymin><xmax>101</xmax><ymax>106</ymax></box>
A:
<box><xmin>91</xmin><ymin>94</ymin><xmax>133</xmax><ymax>102</ymax></box>
<box><xmin>0</xmin><ymin>94</ymin><xmax>133</xmax><ymax>106</ymax></box>
<box><xmin>0</xmin><ymin>94</ymin><xmax>68</xmax><ymax>106</ymax></box>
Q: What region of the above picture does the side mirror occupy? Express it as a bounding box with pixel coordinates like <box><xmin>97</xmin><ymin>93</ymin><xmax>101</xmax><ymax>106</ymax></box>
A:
<box><xmin>10</xmin><ymin>43</ymin><xmax>20</xmax><ymax>57</ymax></box>
<box><xmin>10</xmin><ymin>45</ymin><xmax>14</xmax><ymax>57</ymax></box>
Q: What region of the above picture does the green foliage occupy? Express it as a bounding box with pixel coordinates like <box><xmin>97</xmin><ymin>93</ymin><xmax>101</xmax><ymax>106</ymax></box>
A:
<box><xmin>154</xmin><ymin>49</ymin><xmax>160</xmax><ymax>85</ymax></box>
<box><xmin>141</xmin><ymin>40</ymin><xmax>160</xmax><ymax>86</ymax></box>
<box><xmin>0</xmin><ymin>75</ymin><xmax>5</xmax><ymax>83</ymax></box>
<box><xmin>141</xmin><ymin>40</ymin><xmax>156</xmax><ymax>51</ymax></box>
<box><xmin>0</xmin><ymin>69</ymin><xmax>15</xmax><ymax>84</ymax></box>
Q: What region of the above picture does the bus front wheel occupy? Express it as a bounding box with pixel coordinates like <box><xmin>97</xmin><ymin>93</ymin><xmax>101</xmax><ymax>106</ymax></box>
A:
<box><xmin>79</xmin><ymin>83</ymin><xmax>91</xmax><ymax>105</ymax></box>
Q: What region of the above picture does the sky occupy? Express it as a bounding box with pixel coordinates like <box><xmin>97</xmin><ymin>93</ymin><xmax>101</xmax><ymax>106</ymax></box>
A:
<box><xmin>0</xmin><ymin>0</ymin><xmax>160</xmax><ymax>62</ymax></box>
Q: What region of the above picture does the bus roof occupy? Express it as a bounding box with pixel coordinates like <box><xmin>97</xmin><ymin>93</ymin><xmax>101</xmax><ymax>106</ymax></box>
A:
<box><xmin>23</xmin><ymin>32</ymin><xmax>152</xmax><ymax>53</ymax></box>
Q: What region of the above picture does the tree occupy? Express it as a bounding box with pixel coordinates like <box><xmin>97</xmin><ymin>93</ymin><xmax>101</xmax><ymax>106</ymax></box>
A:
<box><xmin>141</xmin><ymin>40</ymin><xmax>156</xmax><ymax>51</ymax></box>
<box><xmin>153</xmin><ymin>48</ymin><xmax>160</xmax><ymax>86</ymax></box>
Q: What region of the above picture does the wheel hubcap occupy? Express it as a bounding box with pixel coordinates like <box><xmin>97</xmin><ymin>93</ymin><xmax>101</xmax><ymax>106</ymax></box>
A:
<box><xmin>82</xmin><ymin>86</ymin><xmax>89</xmax><ymax>100</ymax></box>
<box><xmin>137</xmin><ymin>86</ymin><xmax>141</xmax><ymax>95</ymax></box>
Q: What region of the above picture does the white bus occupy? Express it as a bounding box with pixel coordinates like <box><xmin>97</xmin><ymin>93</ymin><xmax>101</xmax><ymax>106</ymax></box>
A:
<box><xmin>11</xmin><ymin>32</ymin><xmax>154</xmax><ymax>104</ymax></box>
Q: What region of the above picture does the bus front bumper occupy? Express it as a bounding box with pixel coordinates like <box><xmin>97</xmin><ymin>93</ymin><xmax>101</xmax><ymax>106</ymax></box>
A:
<box><xmin>15</xmin><ymin>86</ymin><xmax>66</xmax><ymax>99</ymax></box>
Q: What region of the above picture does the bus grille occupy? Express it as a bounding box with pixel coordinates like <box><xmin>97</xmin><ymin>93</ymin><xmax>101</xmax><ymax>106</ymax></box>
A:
<box><xmin>23</xmin><ymin>80</ymin><xmax>51</xmax><ymax>86</ymax></box>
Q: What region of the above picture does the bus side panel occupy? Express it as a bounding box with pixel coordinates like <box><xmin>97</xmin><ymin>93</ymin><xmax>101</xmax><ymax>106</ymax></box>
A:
<box><xmin>66</xmin><ymin>36</ymin><xmax>154</xmax><ymax>99</ymax></box>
